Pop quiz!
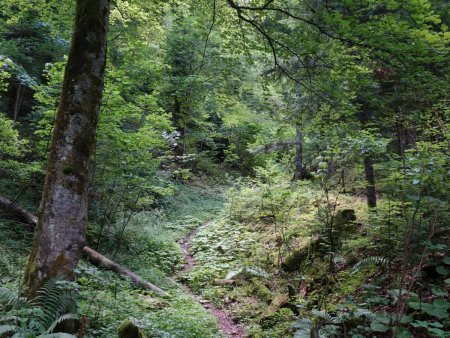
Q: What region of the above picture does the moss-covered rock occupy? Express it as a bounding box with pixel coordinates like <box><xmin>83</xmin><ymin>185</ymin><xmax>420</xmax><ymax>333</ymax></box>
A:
<box><xmin>118</xmin><ymin>319</ymin><xmax>145</xmax><ymax>338</ymax></box>
<box><xmin>260</xmin><ymin>307</ymin><xmax>294</xmax><ymax>329</ymax></box>
<box><xmin>334</xmin><ymin>209</ymin><xmax>357</xmax><ymax>235</ymax></box>
<box><xmin>281</xmin><ymin>237</ymin><xmax>325</xmax><ymax>272</ymax></box>
<box><xmin>261</xmin><ymin>293</ymin><xmax>292</xmax><ymax>320</ymax></box>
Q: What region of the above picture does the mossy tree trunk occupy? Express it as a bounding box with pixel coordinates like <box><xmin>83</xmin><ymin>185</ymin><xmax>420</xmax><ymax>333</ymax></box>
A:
<box><xmin>23</xmin><ymin>0</ymin><xmax>110</xmax><ymax>297</ymax></box>
<box><xmin>293</xmin><ymin>123</ymin><xmax>304</xmax><ymax>181</ymax></box>
<box><xmin>364</xmin><ymin>156</ymin><xmax>377</xmax><ymax>208</ymax></box>
<box><xmin>358</xmin><ymin>107</ymin><xmax>377</xmax><ymax>209</ymax></box>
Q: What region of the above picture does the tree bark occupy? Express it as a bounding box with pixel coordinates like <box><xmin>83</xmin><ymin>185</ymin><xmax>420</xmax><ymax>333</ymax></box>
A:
<box><xmin>13</xmin><ymin>84</ymin><xmax>24</xmax><ymax>122</ymax></box>
<box><xmin>293</xmin><ymin>124</ymin><xmax>304</xmax><ymax>181</ymax></box>
<box><xmin>0</xmin><ymin>195</ymin><xmax>37</xmax><ymax>229</ymax></box>
<box><xmin>23</xmin><ymin>0</ymin><xmax>110</xmax><ymax>297</ymax></box>
<box><xmin>0</xmin><ymin>195</ymin><xmax>168</xmax><ymax>296</ymax></box>
<box><xmin>358</xmin><ymin>108</ymin><xmax>377</xmax><ymax>208</ymax></box>
<box><xmin>364</xmin><ymin>156</ymin><xmax>377</xmax><ymax>208</ymax></box>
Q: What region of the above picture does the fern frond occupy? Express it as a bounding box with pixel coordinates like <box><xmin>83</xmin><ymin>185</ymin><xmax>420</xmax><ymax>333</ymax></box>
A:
<box><xmin>37</xmin><ymin>333</ymin><xmax>77</xmax><ymax>338</ymax></box>
<box><xmin>46</xmin><ymin>313</ymin><xmax>79</xmax><ymax>334</ymax></box>
<box><xmin>352</xmin><ymin>256</ymin><xmax>387</xmax><ymax>274</ymax></box>
<box><xmin>31</xmin><ymin>279</ymin><xmax>78</xmax><ymax>329</ymax></box>
<box><xmin>0</xmin><ymin>324</ymin><xmax>19</xmax><ymax>335</ymax></box>
<box><xmin>0</xmin><ymin>287</ymin><xmax>25</xmax><ymax>309</ymax></box>
<box><xmin>0</xmin><ymin>315</ymin><xmax>22</xmax><ymax>323</ymax></box>
<box><xmin>293</xmin><ymin>318</ymin><xmax>312</xmax><ymax>330</ymax></box>
<box><xmin>225</xmin><ymin>266</ymin><xmax>270</xmax><ymax>280</ymax></box>
<box><xmin>0</xmin><ymin>287</ymin><xmax>17</xmax><ymax>305</ymax></box>
<box><xmin>311</xmin><ymin>309</ymin><xmax>335</xmax><ymax>323</ymax></box>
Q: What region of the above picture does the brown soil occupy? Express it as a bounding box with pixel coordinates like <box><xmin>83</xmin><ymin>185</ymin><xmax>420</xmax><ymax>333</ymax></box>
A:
<box><xmin>177</xmin><ymin>228</ymin><xmax>247</xmax><ymax>338</ymax></box>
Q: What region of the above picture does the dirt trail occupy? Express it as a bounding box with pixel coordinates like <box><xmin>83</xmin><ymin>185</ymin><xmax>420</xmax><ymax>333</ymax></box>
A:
<box><xmin>177</xmin><ymin>227</ymin><xmax>247</xmax><ymax>338</ymax></box>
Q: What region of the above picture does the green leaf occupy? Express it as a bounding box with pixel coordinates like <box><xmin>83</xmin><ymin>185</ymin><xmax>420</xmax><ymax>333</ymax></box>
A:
<box><xmin>400</xmin><ymin>315</ymin><xmax>413</xmax><ymax>324</ymax></box>
<box><xmin>374</xmin><ymin>313</ymin><xmax>391</xmax><ymax>324</ymax></box>
<box><xmin>443</xmin><ymin>257</ymin><xmax>450</xmax><ymax>265</ymax></box>
<box><xmin>0</xmin><ymin>325</ymin><xmax>18</xmax><ymax>335</ymax></box>
<box><xmin>371</xmin><ymin>321</ymin><xmax>390</xmax><ymax>332</ymax></box>
<box><xmin>395</xmin><ymin>327</ymin><xmax>411</xmax><ymax>338</ymax></box>
<box><xmin>411</xmin><ymin>299</ymin><xmax>450</xmax><ymax>319</ymax></box>
<box><xmin>431</xmin><ymin>286</ymin><xmax>447</xmax><ymax>297</ymax></box>
<box><xmin>436</xmin><ymin>266</ymin><xmax>449</xmax><ymax>275</ymax></box>
<box><xmin>428</xmin><ymin>328</ymin><xmax>450</xmax><ymax>337</ymax></box>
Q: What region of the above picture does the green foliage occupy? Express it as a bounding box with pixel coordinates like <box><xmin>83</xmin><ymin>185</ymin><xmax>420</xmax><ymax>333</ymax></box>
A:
<box><xmin>225</xmin><ymin>266</ymin><xmax>270</xmax><ymax>280</ymax></box>
<box><xmin>352</xmin><ymin>256</ymin><xmax>388</xmax><ymax>274</ymax></box>
<box><xmin>0</xmin><ymin>0</ymin><xmax>449</xmax><ymax>337</ymax></box>
<box><xmin>0</xmin><ymin>279</ymin><xmax>78</xmax><ymax>338</ymax></box>
<box><xmin>0</xmin><ymin>112</ymin><xmax>26</xmax><ymax>158</ymax></box>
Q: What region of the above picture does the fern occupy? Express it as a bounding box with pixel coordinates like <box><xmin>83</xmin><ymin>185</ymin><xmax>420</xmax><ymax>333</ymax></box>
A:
<box><xmin>0</xmin><ymin>287</ymin><xmax>19</xmax><ymax>306</ymax></box>
<box><xmin>38</xmin><ymin>333</ymin><xmax>77</xmax><ymax>338</ymax></box>
<box><xmin>46</xmin><ymin>314</ymin><xmax>79</xmax><ymax>334</ymax></box>
<box><xmin>352</xmin><ymin>256</ymin><xmax>387</xmax><ymax>274</ymax></box>
<box><xmin>0</xmin><ymin>279</ymin><xmax>79</xmax><ymax>337</ymax></box>
<box><xmin>225</xmin><ymin>266</ymin><xmax>270</xmax><ymax>280</ymax></box>
<box><xmin>0</xmin><ymin>324</ymin><xmax>18</xmax><ymax>335</ymax></box>
<box><xmin>311</xmin><ymin>309</ymin><xmax>338</xmax><ymax>323</ymax></box>
<box><xmin>292</xmin><ymin>318</ymin><xmax>312</xmax><ymax>338</ymax></box>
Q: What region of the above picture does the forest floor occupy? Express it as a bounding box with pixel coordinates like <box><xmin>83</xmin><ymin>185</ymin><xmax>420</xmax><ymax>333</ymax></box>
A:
<box><xmin>6</xmin><ymin>178</ymin><xmax>441</xmax><ymax>338</ymax></box>
<box><xmin>177</xmin><ymin>225</ymin><xmax>247</xmax><ymax>338</ymax></box>
<box><xmin>0</xmin><ymin>178</ymin><xmax>367</xmax><ymax>337</ymax></box>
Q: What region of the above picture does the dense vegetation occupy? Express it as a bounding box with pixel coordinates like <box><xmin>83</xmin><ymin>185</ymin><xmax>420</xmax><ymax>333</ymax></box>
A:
<box><xmin>0</xmin><ymin>0</ymin><xmax>449</xmax><ymax>337</ymax></box>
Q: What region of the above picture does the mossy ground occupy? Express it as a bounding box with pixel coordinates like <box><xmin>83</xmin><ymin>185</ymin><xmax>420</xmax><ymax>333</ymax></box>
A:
<box><xmin>176</xmin><ymin>180</ymin><xmax>379</xmax><ymax>337</ymax></box>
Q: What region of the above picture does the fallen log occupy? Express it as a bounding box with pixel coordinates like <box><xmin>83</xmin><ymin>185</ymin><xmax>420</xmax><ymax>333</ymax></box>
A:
<box><xmin>0</xmin><ymin>195</ymin><xmax>38</xmax><ymax>229</ymax></box>
<box><xmin>82</xmin><ymin>246</ymin><xmax>168</xmax><ymax>296</ymax></box>
<box><xmin>0</xmin><ymin>195</ymin><xmax>168</xmax><ymax>297</ymax></box>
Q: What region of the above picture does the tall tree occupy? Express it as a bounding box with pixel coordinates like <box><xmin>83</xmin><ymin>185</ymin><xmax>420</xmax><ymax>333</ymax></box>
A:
<box><xmin>23</xmin><ymin>0</ymin><xmax>110</xmax><ymax>297</ymax></box>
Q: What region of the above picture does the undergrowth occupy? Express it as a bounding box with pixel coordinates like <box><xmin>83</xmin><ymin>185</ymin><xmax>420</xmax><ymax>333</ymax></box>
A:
<box><xmin>0</xmin><ymin>183</ymin><xmax>224</xmax><ymax>338</ymax></box>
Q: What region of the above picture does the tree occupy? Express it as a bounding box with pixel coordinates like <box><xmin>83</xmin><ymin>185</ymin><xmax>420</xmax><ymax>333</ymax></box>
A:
<box><xmin>23</xmin><ymin>0</ymin><xmax>110</xmax><ymax>297</ymax></box>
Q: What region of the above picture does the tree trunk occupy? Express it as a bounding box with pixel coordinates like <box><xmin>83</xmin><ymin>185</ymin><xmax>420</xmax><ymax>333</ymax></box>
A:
<box><xmin>364</xmin><ymin>156</ymin><xmax>377</xmax><ymax>208</ymax></box>
<box><xmin>23</xmin><ymin>0</ymin><xmax>110</xmax><ymax>297</ymax></box>
<box><xmin>0</xmin><ymin>194</ymin><xmax>37</xmax><ymax>229</ymax></box>
<box><xmin>358</xmin><ymin>107</ymin><xmax>377</xmax><ymax>209</ymax></box>
<box><xmin>13</xmin><ymin>84</ymin><xmax>23</xmax><ymax>121</ymax></box>
<box><xmin>293</xmin><ymin>124</ymin><xmax>304</xmax><ymax>181</ymax></box>
<box><xmin>173</xmin><ymin>96</ymin><xmax>185</xmax><ymax>157</ymax></box>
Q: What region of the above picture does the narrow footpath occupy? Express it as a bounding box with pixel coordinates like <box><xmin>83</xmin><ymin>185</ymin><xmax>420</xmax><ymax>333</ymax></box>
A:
<box><xmin>177</xmin><ymin>224</ymin><xmax>247</xmax><ymax>338</ymax></box>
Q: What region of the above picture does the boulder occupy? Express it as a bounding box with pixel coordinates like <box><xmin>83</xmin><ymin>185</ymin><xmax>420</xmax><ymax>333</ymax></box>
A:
<box><xmin>334</xmin><ymin>209</ymin><xmax>357</xmax><ymax>234</ymax></box>
<box><xmin>263</xmin><ymin>294</ymin><xmax>290</xmax><ymax>317</ymax></box>
<box><xmin>118</xmin><ymin>319</ymin><xmax>145</xmax><ymax>338</ymax></box>
<box><xmin>281</xmin><ymin>237</ymin><xmax>324</xmax><ymax>272</ymax></box>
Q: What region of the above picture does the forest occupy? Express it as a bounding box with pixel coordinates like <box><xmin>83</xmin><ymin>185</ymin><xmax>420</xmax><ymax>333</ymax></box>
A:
<box><xmin>0</xmin><ymin>0</ymin><xmax>449</xmax><ymax>337</ymax></box>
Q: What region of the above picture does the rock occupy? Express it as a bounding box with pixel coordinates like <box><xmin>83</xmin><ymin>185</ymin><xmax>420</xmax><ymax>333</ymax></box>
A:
<box><xmin>281</xmin><ymin>237</ymin><xmax>324</xmax><ymax>272</ymax></box>
<box><xmin>334</xmin><ymin>209</ymin><xmax>356</xmax><ymax>234</ymax></box>
<box><xmin>213</xmin><ymin>278</ymin><xmax>236</xmax><ymax>286</ymax></box>
<box><xmin>118</xmin><ymin>319</ymin><xmax>145</xmax><ymax>338</ymax></box>
<box><xmin>263</xmin><ymin>293</ymin><xmax>290</xmax><ymax>317</ymax></box>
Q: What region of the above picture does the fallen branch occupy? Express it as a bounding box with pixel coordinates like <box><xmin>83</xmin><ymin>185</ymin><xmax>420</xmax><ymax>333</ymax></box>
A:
<box><xmin>0</xmin><ymin>195</ymin><xmax>168</xmax><ymax>297</ymax></box>
<box><xmin>82</xmin><ymin>246</ymin><xmax>168</xmax><ymax>295</ymax></box>
<box><xmin>0</xmin><ymin>195</ymin><xmax>38</xmax><ymax>229</ymax></box>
